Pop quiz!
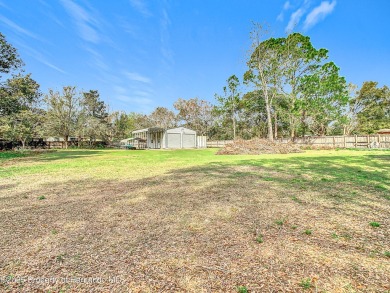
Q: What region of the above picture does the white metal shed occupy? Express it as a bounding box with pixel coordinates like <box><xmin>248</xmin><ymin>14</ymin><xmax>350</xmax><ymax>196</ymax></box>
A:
<box><xmin>164</xmin><ymin>127</ymin><xmax>197</xmax><ymax>149</ymax></box>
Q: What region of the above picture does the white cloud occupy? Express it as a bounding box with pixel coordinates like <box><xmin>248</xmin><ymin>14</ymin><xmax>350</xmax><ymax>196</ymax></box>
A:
<box><xmin>133</xmin><ymin>90</ymin><xmax>153</xmax><ymax>97</ymax></box>
<box><xmin>16</xmin><ymin>42</ymin><xmax>66</xmax><ymax>74</ymax></box>
<box><xmin>39</xmin><ymin>59</ymin><xmax>67</xmax><ymax>74</ymax></box>
<box><xmin>129</xmin><ymin>0</ymin><xmax>151</xmax><ymax>17</ymax></box>
<box><xmin>277</xmin><ymin>1</ymin><xmax>292</xmax><ymax>22</ymax></box>
<box><xmin>82</xmin><ymin>46</ymin><xmax>109</xmax><ymax>71</ymax></box>
<box><xmin>60</xmin><ymin>0</ymin><xmax>101</xmax><ymax>43</ymax></box>
<box><xmin>113</xmin><ymin>86</ymin><xmax>127</xmax><ymax>94</ymax></box>
<box><xmin>117</xmin><ymin>95</ymin><xmax>152</xmax><ymax>105</ymax></box>
<box><xmin>277</xmin><ymin>12</ymin><xmax>284</xmax><ymax>22</ymax></box>
<box><xmin>0</xmin><ymin>15</ymin><xmax>42</xmax><ymax>41</ymax></box>
<box><xmin>160</xmin><ymin>8</ymin><xmax>173</xmax><ymax>66</ymax></box>
<box><xmin>303</xmin><ymin>0</ymin><xmax>336</xmax><ymax>30</ymax></box>
<box><xmin>286</xmin><ymin>8</ymin><xmax>305</xmax><ymax>32</ymax></box>
<box><xmin>124</xmin><ymin>71</ymin><xmax>151</xmax><ymax>84</ymax></box>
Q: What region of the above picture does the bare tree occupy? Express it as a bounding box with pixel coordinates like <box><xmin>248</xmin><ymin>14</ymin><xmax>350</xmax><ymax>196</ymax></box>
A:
<box><xmin>244</xmin><ymin>23</ymin><xmax>278</xmax><ymax>141</ymax></box>
<box><xmin>149</xmin><ymin>107</ymin><xmax>176</xmax><ymax>129</ymax></box>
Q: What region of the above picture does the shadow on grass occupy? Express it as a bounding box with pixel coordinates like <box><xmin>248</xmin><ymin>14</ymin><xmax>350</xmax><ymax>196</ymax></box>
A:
<box><xmin>37</xmin><ymin>150</ymin><xmax>106</xmax><ymax>161</ymax></box>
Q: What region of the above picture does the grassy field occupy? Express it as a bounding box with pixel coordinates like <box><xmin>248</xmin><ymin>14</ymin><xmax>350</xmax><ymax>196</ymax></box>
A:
<box><xmin>0</xmin><ymin>148</ymin><xmax>389</xmax><ymax>292</ymax></box>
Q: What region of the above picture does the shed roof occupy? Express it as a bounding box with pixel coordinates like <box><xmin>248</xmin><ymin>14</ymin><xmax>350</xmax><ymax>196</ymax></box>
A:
<box><xmin>166</xmin><ymin>127</ymin><xmax>196</xmax><ymax>134</ymax></box>
<box><xmin>132</xmin><ymin>127</ymin><xmax>164</xmax><ymax>134</ymax></box>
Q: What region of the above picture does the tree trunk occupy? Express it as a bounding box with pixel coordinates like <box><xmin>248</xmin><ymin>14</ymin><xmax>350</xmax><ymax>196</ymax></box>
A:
<box><xmin>64</xmin><ymin>135</ymin><xmax>69</xmax><ymax>149</ymax></box>
<box><xmin>274</xmin><ymin>111</ymin><xmax>278</xmax><ymax>139</ymax></box>
<box><xmin>290</xmin><ymin>127</ymin><xmax>295</xmax><ymax>140</ymax></box>
<box><xmin>265</xmin><ymin>96</ymin><xmax>273</xmax><ymax>141</ymax></box>
<box><xmin>257</xmin><ymin>61</ymin><xmax>273</xmax><ymax>141</ymax></box>
<box><xmin>301</xmin><ymin>110</ymin><xmax>307</xmax><ymax>137</ymax></box>
<box><xmin>21</xmin><ymin>139</ymin><xmax>26</xmax><ymax>149</ymax></box>
<box><xmin>232</xmin><ymin>114</ymin><xmax>236</xmax><ymax>140</ymax></box>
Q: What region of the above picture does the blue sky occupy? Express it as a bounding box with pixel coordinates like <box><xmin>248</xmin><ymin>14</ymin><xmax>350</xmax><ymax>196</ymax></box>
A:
<box><xmin>1</xmin><ymin>0</ymin><xmax>389</xmax><ymax>113</ymax></box>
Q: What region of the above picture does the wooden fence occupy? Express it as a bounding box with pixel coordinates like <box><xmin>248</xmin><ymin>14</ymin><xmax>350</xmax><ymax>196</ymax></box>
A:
<box><xmin>207</xmin><ymin>140</ymin><xmax>234</xmax><ymax>148</ymax></box>
<box><xmin>207</xmin><ymin>135</ymin><xmax>390</xmax><ymax>149</ymax></box>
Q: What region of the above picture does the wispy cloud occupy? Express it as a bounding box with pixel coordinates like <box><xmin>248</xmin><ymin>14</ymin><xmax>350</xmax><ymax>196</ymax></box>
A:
<box><xmin>0</xmin><ymin>15</ymin><xmax>44</xmax><ymax>41</ymax></box>
<box><xmin>83</xmin><ymin>46</ymin><xmax>109</xmax><ymax>71</ymax></box>
<box><xmin>160</xmin><ymin>7</ymin><xmax>174</xmax><ymax>67</ymax></box>
<box><xmin>60</xmin><ymin>0</ymin><xmax>101</xmax><ymax>43</ymax></box>
<box><xmin>303</xmin><ymin>1</ymin><xmax>336</xmax><ymax>30</ymax></box>
<box><xmin>117</xmin><ymin>95</ymin><xmax>152</xmax><ymax>105</ymax></box>
<box><xmin>16</xmin><ymin>41</ymin><xmax>66</xmax><ymax>74</ymax></box>
<box><xmin>117</xmin><ymin>17</ymin><xmax>139</xmax><ymax>38</ymax></box>
<box><xmin>277</xmin><ymin>1</ymin><xmax>292</xmax><ymax>22</ymax></box>
<box><xmin>0</xmin><ymin>1</ymin><xmax>10</xmax><ymax>10</ymax></box>
<box><xmin>286</xmin><ymin>8</ymin><xmax>305</xmax><ymax>32</ymax></box>
<box><xmin>284</xmin><ymin>1</ymin><xmax>292</xmax><ymax>10</ymax></box>
<box><xmin>124</xmin><ymin>71</ymin><xmax>151</xmax><ymax>84</ymax></box>
<box><xmin>115</xmin><ymin>93</ymin><xmax>154</xmax><ymax>113</ymax></box>
<box><xmin>129</xmin><ymin>0</ymin><xmax>152</xmax><ymax>17</ymax></box>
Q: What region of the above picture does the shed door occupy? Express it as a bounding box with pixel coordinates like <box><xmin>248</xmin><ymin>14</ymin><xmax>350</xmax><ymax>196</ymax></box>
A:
<box><xmin>182</xmin><ymin>134</ymin><xmax>196</xmax><ymax>148</ymax></box>
<box><xmin>167</xmin><ymin>133</ymin><xmax>181</xmax><ymax>148</ymax></box>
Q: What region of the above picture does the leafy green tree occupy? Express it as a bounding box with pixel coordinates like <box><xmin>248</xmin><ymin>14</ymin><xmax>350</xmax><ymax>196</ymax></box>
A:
<box><xmin>0</xmin><ymin>33</ymin><xmax>41</xmax><ymax>116</ymax></box>
<box><xmin>107</xmin><ymin>111</ymin><xmax>133</xmax><ymax>141</ymax></box>
<box><xmin>245</xmin><ymin>23</ymin><xmax>282</xmax><ymax>140</ymax></box>
<box><xmin>332</xmin><ymin>83</ymin><xmax>360</xmax><ymax>135</ymax></box>
<box><xmin>44</xmin><ymin>86</ymin><xmax>82</xmax><ymax>148</ymax></box>
<box><xmin>0</xmin><ymin>74</ymin><xmax>41</xmax><ymax>116</ymax></box>
<box><xmin>355</xmin><ymin>81</ymin><xmax>390</xmax><ymax>133</ymax></box>
<box><xmin>0</xmin><ymin>109</ymin><xmax>44</xmax><ymax>148</ymax></box>
<box><xmin>215</xmin><ymin>75</ymin><xmax>241</xmax><ymax>139</ymax></box>
<box><xmin>298</xmin><ymin>62</ymin><xmax>348</xmax><ymax>136</ymax></box>
<box><xmin>78</xmin><ymin>90</ymin><xmax>109</xmax><ymax>145</ymax></box>
<box><xmin>240</xmin><ymin>90</ymin><xmax>269</xmax><ymax>138</ymax></box>
<box><xmin>278</xmin><ymin>33</ymin><xmax>348</xmax><ymax>137</ymax></box>
<box><xmin>0</xmin><ymin>32</ymin><xmax>23</xmax><ymax>77</ymax></box>
<box><xmin>245</xmin><ymin>29</ymin><xmax>347</xmax><ymax>139</ymax></box>
<box><xmin>0</xmin><ymin>33</ymin><xmax>41</xmax><ymax>147</ymax></box>
<box><xmin>82</xmin><ymin>90</ymin><xmax>108</xmax><ymax>120</ymax></box>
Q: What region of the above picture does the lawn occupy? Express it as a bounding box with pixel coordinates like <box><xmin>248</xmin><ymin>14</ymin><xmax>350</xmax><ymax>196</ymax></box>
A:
<box><xmin>0</xmin><ymin>148</ymin><xmax>389</xmax><ymax>292</ymax></box>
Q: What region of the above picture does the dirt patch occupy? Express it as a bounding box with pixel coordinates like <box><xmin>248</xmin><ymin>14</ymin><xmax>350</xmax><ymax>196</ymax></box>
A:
<box><xmin>216</xmin><ymin>138</ymin><xmax>303</xmax><ymax>155</ymax></box>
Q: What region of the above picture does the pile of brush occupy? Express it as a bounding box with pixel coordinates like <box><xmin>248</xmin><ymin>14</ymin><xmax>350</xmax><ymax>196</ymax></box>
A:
<box><xmin>216</xmin><ymin>138</ymin><xmax>303</xmax><ymax>155</ymax></box>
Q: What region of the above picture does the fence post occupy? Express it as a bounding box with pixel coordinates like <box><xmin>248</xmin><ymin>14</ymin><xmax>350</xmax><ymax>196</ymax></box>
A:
<box><xmin>355</xmin><ymin>135</ymin><xmax>357</xmax><ymax>148</ymax></box>
<box><xmin>332</xmin><ymin>136</ymin><xmax>335</xmax><ymax>148</ymax></box>
<box><xmin>343</xmin><ymin>136</ymin><xmax>346</xmax><ymax>148</ymax></box>
<box><xmin>367</xmin><ymin>134</ymin><xmax>370</xmax><ymax>148</ymax></box>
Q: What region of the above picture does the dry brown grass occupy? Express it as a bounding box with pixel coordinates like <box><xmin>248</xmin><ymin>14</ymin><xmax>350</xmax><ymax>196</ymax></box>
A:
<box><xmin>0</xmin><ymin>149</ymin><xmax>389</xmax><ymax>292</ymax></box>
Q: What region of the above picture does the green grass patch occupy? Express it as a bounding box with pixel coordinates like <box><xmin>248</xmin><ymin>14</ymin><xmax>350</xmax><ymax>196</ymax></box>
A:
<box><xmin>299</xmin><ymin>278</ymin><xmax>313</xmax><ymax>289</ymax></box>
<box><xmin>0</xmin><ymin>151</ymin><xmax>28</xmax><ymax>162</ymax></box>
<box><xmin>255</xmin><ymin>235</ymin><xmax>264</xmax><ymax>243</ymax></box>
<box><xmin>369</xmin><ymin>222</ymin><xmax>381</xmax><ymax>228</ymax></box>
<box><xmin>237</xmin><ymin>286</ymin><xmax>248</xmax><ymax>293</ymax></box>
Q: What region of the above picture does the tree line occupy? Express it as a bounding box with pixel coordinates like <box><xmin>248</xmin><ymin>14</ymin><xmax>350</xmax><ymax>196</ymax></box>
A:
<box><xmin>0</xmin><ymin>25</ymin><xmax>389</xmax><ymax>148</ymax></box>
